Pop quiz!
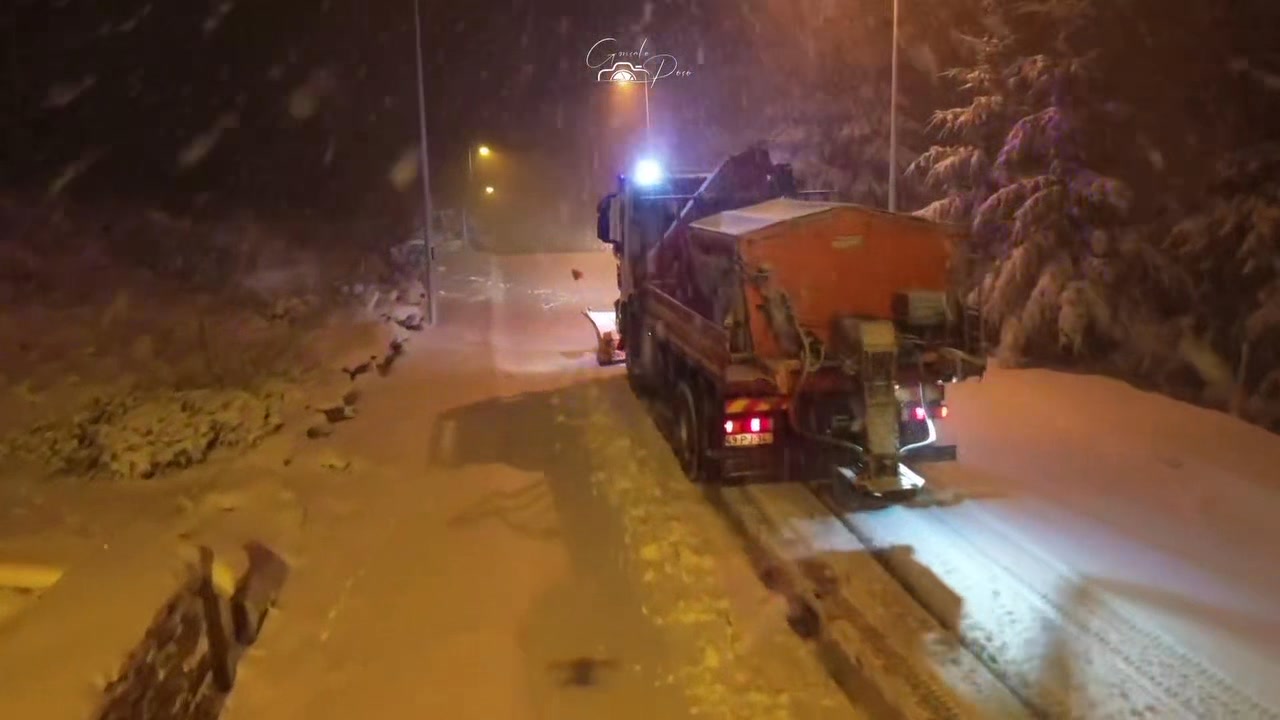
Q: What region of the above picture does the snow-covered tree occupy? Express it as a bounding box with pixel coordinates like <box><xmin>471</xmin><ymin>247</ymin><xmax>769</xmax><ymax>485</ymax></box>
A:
<box><xmin>768</xmin><ymin>69</ymin><xmax>911</xmax><ymax>205</ymax></box>
<box><xmin>746</xmin><ymin>0</ymin><xmax>980</xmax><ymax>206</ymax></box>
<box><xmin>913</xmin><ymin>0</ymin><xmax>1137</xmax><ymax>360</ymax></box>
<box><xmin>909</xmin><ymin>29</ymin><xmax>1012</xmax><ymax>227</ymax></box>
<box><xmin>1168</xmin><ymin>145</ymin><xmax>1280</xmax><ymax>416</ymax></box>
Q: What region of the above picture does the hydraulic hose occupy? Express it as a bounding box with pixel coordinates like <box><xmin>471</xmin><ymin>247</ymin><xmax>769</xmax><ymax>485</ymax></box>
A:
<box><xmin>783</xmin><ymin>295</ymin><xmax>868</xmax><ymax>456</ymax></box>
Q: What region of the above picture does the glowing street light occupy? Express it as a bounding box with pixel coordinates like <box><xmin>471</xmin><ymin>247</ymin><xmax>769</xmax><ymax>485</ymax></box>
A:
<box><xmin>469</xmin><ymin>143</ymin><xmax>492</xmax><ymax>181</ymax></box>
<box><xmin>484</xmin><ymin>185</ymin><xmax>495</xmax><ymax>195</ymax></box>
<box><xmin>465</xmin><ymin>143</ymin><xmax>493</xmax><ymax>244</ymax></box>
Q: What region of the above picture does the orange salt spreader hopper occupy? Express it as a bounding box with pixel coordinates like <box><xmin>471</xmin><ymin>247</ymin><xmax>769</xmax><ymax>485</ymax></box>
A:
<box><xmin>688</xmin><ymin>198</ymin><xmax>961</xmax><ymax>363</ymax></box>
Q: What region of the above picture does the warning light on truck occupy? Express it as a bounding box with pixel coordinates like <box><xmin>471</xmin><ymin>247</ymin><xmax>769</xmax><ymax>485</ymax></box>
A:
<box><xmin>634</xmin><ymin>159</ymin><xmax>664</xmax><ymax>186</ymax></box>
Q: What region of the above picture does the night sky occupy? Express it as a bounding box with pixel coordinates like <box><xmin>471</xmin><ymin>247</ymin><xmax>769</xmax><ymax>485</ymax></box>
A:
<box><xmin>1</xmin><ymin>0</ymin><xmax>787</xmax><ymax>235</ymax></box>
<box><xmin>8</xmin><ymin>0</ymin><xmax>1273</xmax><ymax>238</ymax></box>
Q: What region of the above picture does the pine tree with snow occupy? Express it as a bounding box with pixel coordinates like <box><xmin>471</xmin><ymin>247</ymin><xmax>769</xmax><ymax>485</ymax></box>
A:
<box><xmin>1168</xmin><ymin>145</ymin><xmax>1280</xmax><ymax>420</ymax></box>
<box><xmin>913</xmin><ymin>0</ymin><xmax>1136</xmax><ymax>361</ymax></box>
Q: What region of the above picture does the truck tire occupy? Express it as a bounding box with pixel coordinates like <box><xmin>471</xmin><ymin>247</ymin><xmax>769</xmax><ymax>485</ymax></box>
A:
<box><xmin>625</xmin><ymin>342</ymin><xmax>645</xmax><ymax>394</ymax></box>
<box><xmin>673</xmin><ymin>380</ymin><xmax>703</xmax><ymax>481</ymax></box>
<box><xmin>624</xmin><ymin>308</ymin><xmax>651</xmax><ymax>396</ymax></box>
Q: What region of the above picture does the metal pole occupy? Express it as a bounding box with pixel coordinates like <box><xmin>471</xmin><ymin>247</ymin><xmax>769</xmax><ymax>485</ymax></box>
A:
<box><xmin>643</xmin><ymin>81</ymin><xmax>651</xmax><ymax>141</ymax></box>
<box><xmin>888</xmin><ymin>0</ymin><xmax>899</xmax><ymax>213</ymax></box>
<box><xmin>463</xmin><ymin>145</ymin><xmax>473</xmax><ymax>246</ymax></box>
<box><xmin>413</xmin><ymin>0</ymin><xmax>436</xmax><ymax>325</ymax></box>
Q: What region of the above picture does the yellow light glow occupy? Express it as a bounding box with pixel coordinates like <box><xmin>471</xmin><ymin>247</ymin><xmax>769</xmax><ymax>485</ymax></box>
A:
<box><xmin>477</xmin><ymin>145</ymin><xmax>491</xmax><ymax>157</ymax></box>
<box><xmin>484</xmin><ymin>186</ymin><xmax>495</xmax><ymax>195</ymax></box>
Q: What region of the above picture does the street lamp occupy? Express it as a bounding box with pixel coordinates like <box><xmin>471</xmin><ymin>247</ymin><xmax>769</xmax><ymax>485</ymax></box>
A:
<box><xmin>412</xmin><ymin>0</ymin><xmax>436</xmax><ymax>325</ymax></box>
<box><xmin>888</xmin><ymin>0</ymin><xmax>900</xmax><ymax>213</ymax></box>
<box><xmin>468</xmin><ymin>143</ymin><xmax>491</xmax><ymax>182</ymax></box>
<box><xmin>484</xmin><ymin>185</ymin><xmax>495</xmax><ymax>195</ymax></box>
<box><xmin>464</xmin><ymin>143</ymin><xmax>492</xmax><ymax>245</ymax></box>
<box><xmin>611</xmin><ymin>72</ymin><xmax>651</xmax><ymax>139</ymax></box>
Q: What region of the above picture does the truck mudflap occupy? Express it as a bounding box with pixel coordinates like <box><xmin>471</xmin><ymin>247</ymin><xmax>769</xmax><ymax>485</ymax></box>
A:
<box><xmin>583</xmin><ymin>308</ymin><xmax>625</xmax><ymax>366</ymax></box>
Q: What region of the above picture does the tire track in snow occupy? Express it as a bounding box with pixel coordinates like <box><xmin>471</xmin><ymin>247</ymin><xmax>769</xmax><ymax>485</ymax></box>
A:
<box><xmin>821</xmin><ymin>485</ymin><xmax>1278</xmax><ymax>720</ymax></box>
<box><xmin>922</xmin><ymin>498</ymin><xmax>1278</xmax><ymax>720</ymax></box>
<box><xmin>719</xmin><ymin>482</ymin><xmax>1029</xmax><ymax>720</ymax></box>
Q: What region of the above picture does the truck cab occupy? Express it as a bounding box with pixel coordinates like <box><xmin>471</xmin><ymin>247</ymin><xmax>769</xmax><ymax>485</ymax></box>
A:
<box><xmin>596</xmin><ymin>160</ymin><xmax>710</xmax><ymax>301</ymax></box>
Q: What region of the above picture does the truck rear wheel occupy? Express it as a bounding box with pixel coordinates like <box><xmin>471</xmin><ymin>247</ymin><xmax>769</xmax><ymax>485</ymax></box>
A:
<box><xmin>623</xmin><ymin>306</ymin><xmax>650</xmax><ymax>396</ymax></box>
<box><xmin>673</xmin><ymin>381</ymin><xmax>704</xmax><ymax>481</ymax></box>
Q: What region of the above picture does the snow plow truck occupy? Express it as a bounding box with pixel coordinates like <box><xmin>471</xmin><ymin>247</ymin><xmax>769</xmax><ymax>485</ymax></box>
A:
<box><xmin>585</xmin><ymin>147</ymin><xmax>986</xmax><ymax>497</ymax></box>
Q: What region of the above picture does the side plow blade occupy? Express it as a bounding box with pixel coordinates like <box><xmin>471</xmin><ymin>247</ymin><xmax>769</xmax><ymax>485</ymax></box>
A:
<box><xmin>583</xmin><ymin>308</ymin><xmax>625</xmax><ymax>366</ymax></box>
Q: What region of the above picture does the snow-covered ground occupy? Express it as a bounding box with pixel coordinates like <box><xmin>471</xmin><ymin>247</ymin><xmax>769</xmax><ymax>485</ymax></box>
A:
<box><xmin>219</xmin><ymin>249</ymin><xmax>865</xmax><ymax>720</ymax></box>
<box><xmin>1</xmin><ymin>247</ymin><xmax>864</xmax><ymax>719</ymax></box>
<box><xmin>841</xmin><ymin>367</ymin><xmax>1280</xmax><ymax>717</ymax></box>
<box><xmin>4</xmin><ymin>244</ymin><xmax>1277</xmax><ymax>718</ymax></box>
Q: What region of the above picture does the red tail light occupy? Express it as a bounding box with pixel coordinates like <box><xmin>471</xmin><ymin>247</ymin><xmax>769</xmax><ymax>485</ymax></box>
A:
<box><xmin>909</xmin><ymin>404</ymin><xmax>948</xmax><ymax>421</ymax></box>
<box><xmin>723</xmin><ymin>416</ymin><xmax>773</xmax><ymax>435</ymax></box>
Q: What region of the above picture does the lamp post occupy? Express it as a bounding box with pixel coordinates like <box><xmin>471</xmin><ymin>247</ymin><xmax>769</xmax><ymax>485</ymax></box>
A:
<box><xmin>463</xmin><ymin>144</ymin><xmax>491</xmax><ymax>246</ymax></box>
<box><xmin>888</xmin><ymin>0</ymin><xmax>900</xmax><ymax>213</ymax></box>
<box><xmin>609</xmin><ymin>71</ymin><xmax>650</xmax><ymax>141</ymax></box>
<box><xmin>412</xmin><ymin>0</ymin><xmax>436</xmax><ymax>325</ymax></box>
<box><xmin>469</xmin><ymin>144</ymin><xmax>491</xmax><ymax>181</ymax></box>
<box><xmin>642</xmin><ymin>81</ymin><xmax>651</xmax><ymax>139</ymax></box>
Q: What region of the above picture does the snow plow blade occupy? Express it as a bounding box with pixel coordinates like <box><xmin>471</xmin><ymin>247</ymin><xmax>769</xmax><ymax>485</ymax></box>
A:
<box><xmin>905</xmin><ymin>444</ymin><xmax>958</xmax><ymax>464</ymax></box>
<box><xmin>583</xmin><ymin>308</ymin><xmax>624</xmax><ymax>366</ymax></box>
<box><xmin>835</xmin><ymin>464</ymin><xmax>926</xmax><ymax>497</ymax></box>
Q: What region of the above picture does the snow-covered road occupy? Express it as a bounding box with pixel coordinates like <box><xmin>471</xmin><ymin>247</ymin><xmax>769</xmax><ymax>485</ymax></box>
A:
<box><xmin>428</xmin><ymin>249</ymin><xmax>1280</xmax><ymax>718</ymax></box>
<box><xmin>222</xmin><ymin>249</ymin><xmax>863</xmax><ymax>720</ymax></box>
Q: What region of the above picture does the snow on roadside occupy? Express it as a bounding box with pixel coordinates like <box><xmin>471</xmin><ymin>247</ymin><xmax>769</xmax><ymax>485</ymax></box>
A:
<box><xmin>840</xmin><ymin>367</ymin><xmax>1280</xmax><ymax>718</ymax></box>
<box><xmin>845</xmin><ymin>500</ymin><xmax>1271</xmax><ymax>719</ymax></box>
<box><xmin>0</xmin><ymin>588</ymin><xmax>41</xmax><ymax>630</ymax></box>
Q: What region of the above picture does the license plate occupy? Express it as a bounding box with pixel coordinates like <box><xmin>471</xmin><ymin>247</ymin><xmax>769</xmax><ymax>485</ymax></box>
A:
<box><xmin>725</xmin><ymin>432</ymin><xmax>774</xmax><ymax>447</ymax></box>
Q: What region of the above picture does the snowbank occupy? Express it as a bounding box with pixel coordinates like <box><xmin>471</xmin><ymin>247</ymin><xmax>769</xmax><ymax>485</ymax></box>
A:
<box><xmin>842</xmin><ymin>366</ymin><xmax>1280</xmax><ymax>716</ymax></box>
<box><xmin>0</xmin><ymin>199</ymin><xmax>417</xmax><ymax>481</ymax></box>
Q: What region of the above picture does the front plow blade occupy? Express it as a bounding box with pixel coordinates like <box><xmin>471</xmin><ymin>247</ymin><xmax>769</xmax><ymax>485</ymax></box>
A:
<box><xmin>583</xmin><ymin>308</ymin><xmax>625</xmax><ymax>366</ymax></box>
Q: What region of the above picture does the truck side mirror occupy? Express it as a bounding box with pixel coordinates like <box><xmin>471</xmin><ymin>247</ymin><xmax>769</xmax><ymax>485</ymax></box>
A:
<box><xmin>596</xmin><ymin>194</ymin><xmax>616</xmax><ymax>244</ymax></box>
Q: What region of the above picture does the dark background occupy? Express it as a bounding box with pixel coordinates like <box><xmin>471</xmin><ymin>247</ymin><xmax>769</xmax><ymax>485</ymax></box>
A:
<box><xmin>1</xmin><ymin>1</ymin><xmax>791</xmax><ymax>240</ymax></box>
<box><xmin>3</xmin><ymin>1</ymin><xmax>1278</xmax><ymax>246</ymax></box>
